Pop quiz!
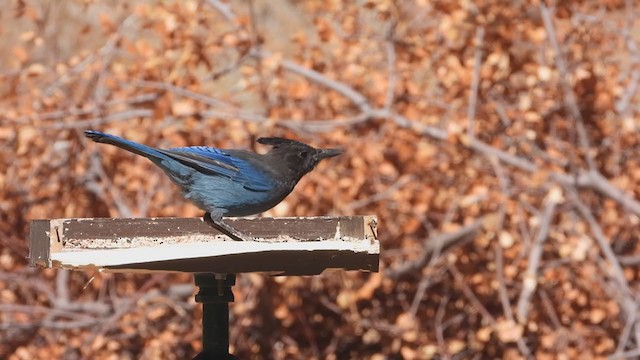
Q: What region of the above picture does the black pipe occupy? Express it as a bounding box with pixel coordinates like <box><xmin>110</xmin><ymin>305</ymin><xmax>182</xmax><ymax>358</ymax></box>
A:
<box><xmin>193</xmin><ymin>273</ymin><xmax>236</xmax><ymax>360</ymax></box>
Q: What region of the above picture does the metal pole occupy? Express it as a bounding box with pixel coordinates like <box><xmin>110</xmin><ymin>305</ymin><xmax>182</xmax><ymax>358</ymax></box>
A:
<box><xmin>193</xmin><ymin>273</ymin><xmax>236</xmax><ymax>360</ymax></box>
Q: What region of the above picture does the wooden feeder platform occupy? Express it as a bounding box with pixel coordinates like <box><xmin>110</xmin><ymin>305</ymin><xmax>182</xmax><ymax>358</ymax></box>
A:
<box><xmin>29</xmin><ymin>215</ymin><xmax>379</xmax><ymax>359</ymax></box>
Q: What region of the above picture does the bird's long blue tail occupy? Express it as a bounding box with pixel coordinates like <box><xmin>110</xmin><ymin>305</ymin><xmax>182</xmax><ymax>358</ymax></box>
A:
<box><xmin>84</xmin><ymin>130</ymin><xmax>167</xmax><ymax>162</ymax></box>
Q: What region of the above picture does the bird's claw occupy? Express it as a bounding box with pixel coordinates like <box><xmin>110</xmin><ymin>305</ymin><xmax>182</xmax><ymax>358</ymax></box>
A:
<box><xmin>203</xmin><ymin>212</ymin><xmax>254</xmax><ymax>241</ymax></box>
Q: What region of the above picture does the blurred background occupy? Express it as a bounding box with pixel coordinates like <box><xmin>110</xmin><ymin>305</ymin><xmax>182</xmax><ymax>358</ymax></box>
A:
<box><xmin>1</xmin><ymin>0</ymin><xmax>640</xmax><ymax>359</ymax></box>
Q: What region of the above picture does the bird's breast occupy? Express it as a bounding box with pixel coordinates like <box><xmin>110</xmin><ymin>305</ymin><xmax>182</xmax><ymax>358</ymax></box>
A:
<box><xmin>184</xmin><ymin>174</ymin><xmax>293</xmax><ymax>217</ymax></box>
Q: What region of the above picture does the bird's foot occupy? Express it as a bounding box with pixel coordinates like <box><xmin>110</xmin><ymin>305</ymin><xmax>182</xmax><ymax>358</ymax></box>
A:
<box><xmin>203</xmin><ymin>212</ymin><xmax>254</xmax><ymax>241</ymax></box>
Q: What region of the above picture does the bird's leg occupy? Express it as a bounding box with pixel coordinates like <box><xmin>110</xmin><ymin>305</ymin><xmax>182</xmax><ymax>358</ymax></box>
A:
<box><xmin>203</xmin><ymin>212</ymin><xmax>254</xmax><ymax>242</ymax></box>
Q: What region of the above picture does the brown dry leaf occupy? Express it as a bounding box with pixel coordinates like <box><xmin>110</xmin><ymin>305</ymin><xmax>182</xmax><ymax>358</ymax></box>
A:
<box><xmin>99</xmin><ymin>13</ymin><xmax>115</xmax><ymax>33</ymax></box>
<box><xmin>25</xmin><ymin>63</ymin><xmax>46</xmax><ymax>76</ymax></box>
<box><xmin>447</xmin><ymin>339</ymin><xmax>466</xmax><ymax>354</ymax></box>
<box><xmin>589</xmin><ymin>308</ymin><xmax>606</xmax><ymax>324</ymax></box>
<box><xmin>171</xmin><ymin>100</ymin><xmax>196</xmax><ymax>116</ymax></box>
<box><xmin>594</xmin><ymin>337</ymin><xmax>615</xmax><ymax>354</ymax></box>
<box><xmin>420</xmin><ymin>345</ymin><xmax>438</xmax><ymax>359</ymax></box>
<box><xmin>498</xmin><ymin>231</ymin><xmax>515</xmax><ymax>248</ymax></box>
<box><xmin>356</xmin><ymin>272</ymin><xmax>382</xmax><ymax>300</ymax></box>
<box><xmin>3</xmin><ymin>1</ymin><xmax>640</xmax><ymax>358</ymax></box>
<box><xmin>476</xmin><ymin>326</ymin><xmax>493</xmax><ymax>342</ymax></box>
<box><xmin>362</xmin><ymin>329</ymin><xmax>381</xmax><ymax>345</ymax></box>
<box><xmin>394</xmin><ymin>313</ymin><xmax>419</xmax><ymax>343</ymax></box>
<box><xmin>336</xmin><ymin>290</ymin><xmax>355</xmax><ymax>309</ymax></box>
<box><xmin>495</xmin><ymin>319</ymin><xmax>524</xmax><ymax>343</ymax></box>
<box><xmin>147</xmin><ymin>306</ymin><xmax>167</xmax><ymax>321</ymax></box>
<box><xmin>12</xmin><ymin>47</ymin><xmax>29</xmax><ymax>63</ymax></box>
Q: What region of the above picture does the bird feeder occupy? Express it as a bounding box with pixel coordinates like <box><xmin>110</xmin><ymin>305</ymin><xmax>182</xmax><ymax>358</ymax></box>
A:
<box><xmin>29</xmin><ymin>216</ymin><xmax>379</xmax><ymax>358</ymax></box>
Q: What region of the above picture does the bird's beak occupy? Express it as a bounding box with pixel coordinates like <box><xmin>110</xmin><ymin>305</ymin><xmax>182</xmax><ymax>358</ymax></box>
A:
<box><xmin>316</xmin><ymin>148</ymin><xmax>343</xmax><ymax>160</ymax></box>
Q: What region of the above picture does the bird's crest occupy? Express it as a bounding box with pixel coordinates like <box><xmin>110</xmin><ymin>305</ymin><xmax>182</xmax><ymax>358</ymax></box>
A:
<box><xmin>256</xmin><ymin>137</ymin><xmax>306</xmax><ymax>148</ymax></box>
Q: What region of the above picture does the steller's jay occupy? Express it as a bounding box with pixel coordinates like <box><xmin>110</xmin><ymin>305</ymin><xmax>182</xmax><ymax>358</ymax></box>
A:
<box><xmin>84</xmin><ymin>130</ymin><xmax>342</xmax><ymax>241</ymax></box>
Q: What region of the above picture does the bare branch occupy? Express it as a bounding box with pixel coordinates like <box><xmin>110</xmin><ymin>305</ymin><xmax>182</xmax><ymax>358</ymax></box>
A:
<box><xmin>467</xmin><ymin>26</ymin><xmax>485</xmax><ymax>139</ymax></box>
<box><xmin>610</xmin><ymin>348</ymin><xmax>640</xmax><ymax>360</ymax></box>
<box><xmin>134</xmin><ymin>80</ymin><xmax>235</xmax><ymax>109</ymax></box>
<box><xmin>568</xmin><ymin>191</ymin><xmax>631</xmax><ymax>298</ymax></box>
<box><xmin>386</xmin><ymin>218</ymin><xmax>485</xmax><ymax>279</ymax></box>
<box><xmin>567</xmin><ymin>189</ymin><xmax>638</xmax><ymax>355</ymax></box>
<box><xmin>345</xmin><ymin>174</ymin><xmax>414</xmax><ymax>210</ymax></box>
<box><xmin>615</xmin><ymin>69</ymin><xmax>640</xmax><ymax>115</ymax></box>
<box><xmin>495</xmin><ymin>243</ymin><xmax>532</xmax><ymax>357</ymax></box>
<box><xmin>248</xmin><ymin>50</ymin><xmax>640</xmax><ymax>215</ymax></box>
<box><xmin>10</xmin><ymin>93</ymin><xmax>159</xmax><ymax>124</ymax></box>
<box><xmin>494</xmin><ymin>244</ymin><xmax>513</xmax><ymax>320</ymax></box>
<box><xmin>43</xmin><ymin>15</ymin><xmax>137</xmax><ymax>98</ymax></box>
<box><xmin>448</xmin><ymin>262</ymin><xmax>496</xmax><ymax>324</ymax></box>
<box><xmin>516</xmin><ymin>198</ymin><xmax>557</xmax><ymax>323</ymax></box>
<box><xmin>538</xmin><ymin>288</ymin><xmax>563</xmax><ymax>329</ymax></box>
<box><xmin>243</xmin><ymin>51</ymin><xmax>640</xmax><ymax>217</ymax></box>
<box><xmin>540</xmin><ymin>4</ymin><xmax>596</xmax><ymax>170</ymax></box>
<box><xmin>409</xmin><ymin>268</ymin><xmax>445</xmax><ymax>318</ymax></box>
<box><xmin>383</xmin><ymin>23</ymin><xmax>398</xmax><ymax>111</ymax></box>
<box><xmin>42</xmin><ymin>109</ymin><xmax>153</xmax><ymax>130</ymax></box>
<box><xmin>582</xmin><ymin>169</ymin><xmax>640</xmax><ymax>215</ymax></box>
<box><xmin>251</xmin><ymin>49</ymin><xmax>372</xmax><ymax>112</ymax></box>
<box><xmin>205</xmin><ymin>0</ymin><xmax>238</xmax><ymax>25</ymax></box>
<box><xmin>435</xmin><ymin>294</ymin><xmax>452</xmax><ymax>360</ymax></box>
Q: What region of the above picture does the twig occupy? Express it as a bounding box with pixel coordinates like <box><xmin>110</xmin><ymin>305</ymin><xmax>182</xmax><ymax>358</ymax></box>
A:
<box><xmin>55</xmin><ymin>270</ymin><xmax>70</xmax><ymax>306</ymax></box>
<box><xmin>345</xmin><ymin>174</ymin><xmax>414</xmax><ymax>210</ymax></box>
<box><xmin>567</xmin><ymin>188</ymin><xmax>638</xmax><ymax>355</ymax></box>
<box><xmin>251</xmin><ymin>49</ymin><xmax>372</xmax><ymax>112</ymax></box>
<box><xmin>93</xmin><ymin>19</ymin><xmax>129</xmax><ymax>107</ymax></box>
<box><xmin>83</xmin><ymin>274</ymin><xmax>167</xmax><ymax>349</ymax></box>
<box><xmin>42</xmin><ymin>109</ymin><xmax>153</xmax><ymax>130</ymax></box>
<box><xmin>134</xmin><ymin>80</ymin><xmax>272</xmax><ymax>124</ymax></box>
<box><xmin>83</xmin><ymin>152</ymin><xmax>134</xmax><ymax>218</ymax></box>
<box><xmin>199</xmin><ymin>109</ymin><xmax>267</xmax><ymax>123</ymax></box>
<box><xmin>134</xmin><ymin>80</ymin><xmax>235</xmax><ymax>109</ymax></box>
<box><xmin>516</xmin><ymin>197</ymin><xmax>557</xmax><ymax>323</ymax></box>
<box><xmin>249</xmin><ymin>50</ymin><xmax>639</xmax><ymax>215</ymax></box>
<box><xmin>470</xmin><ymin>142</ymin><xmax>640</xmax><ymax>216</ymax></box>
<box><xmin>278</xmin><ymin>111</ymin><xmax>385</xmax><ymax>132</ymax></box>
<box><xmin>615</xmin><ymin>0</ymin><xmax>640</xmax><ymax>116</ymax></box>
<box><xmin>618</xmin><ymin>255</ymin><xmax>640</xmax><ymax>266</ymax></box>
<box><xmin>466</xmin><ymin>26</ymin><xmax>485</xmax><ymax>139</ymax></box>
<box><xmin>493</xmin><ymin>97</ymin><xmax>512</xmax><ymax>126</ymax></box>
<box><xmin>386</xmin><ymin>217</ymin><xmax>486</xmax><ymax>279</ymax></box>
<box><xmin>409</xmin><ymin>267</ymin><xmax>446</xmax><ymax>317</ymax></box>
<box><xmin>447</xmin><ymin>263</ymin><xmax>496</xmax><ymax>324</ymax></box>
<box><xmin>615</xmin><ymin>69</ymin><xmax>640</xmax><ymax>115</ymax></box>
<box><xmin>246</xmin><ymin>0</ymin><xmax>271</xmax><ymax>108</ymax></box>
<box><xmin>570</xmin><ymin>192</ymin><xmax>631</xmax><ymax>294</ymax></box>
<box><xmin>221</xmin><ymin>37</ymin><xmax>640</xmax><ymax>218</ymax></box>
<box><xmin>615</xmin><ymin>298</ymin><xmax>638</xmax><ymax>357</ymax></box>
<box><xmin>488</xmin><ymin>156</ymin><xmax>531</xmax><ymax>357</ymax></box>
<box><xmin>435</xmin><ymin>294</ymin><xmax>452</xmax><ymax>360</ymax></box>
<box><xmin>0</xmin><ymin>304</ymin><xmax>99</xmax><ymax>330</ymax></box>
<box><xmin>540</xmin><ymin>4</ymin><xmax>596</xmax><ymax>171</ymax></box>
<box><xmin>583</xmin><ymin>169</ymin><xmax>640</xmax><ymax>216</ymax></box>
<box><xmin>205</xmin><ymin>0</ymin><xmax>238</xmax><ymax>26</ymax></box>
<box><xmin>383</xmin><ymin>23</ymin><xmax>398</xmax><ymax>111</ymax></box>
<box><xmin>494</xmin><ymin>244</ymin><xmax>514</xmax><ymax>321</ymax></box>
<box><xmin>541</xmin><ymin>289</ymin><xmax>567</xmax><ymax>334</ymax></box>
<box><xmin>610</xmin><ymin>348</ymin><xmax>640</xmax><ymax>360</ymax></box>
<box><xmin>10</xmin><ymin>93</ymin><xmax>159</xmax><ymax>124</ymax></box>
<box><xmin>43</xmin><ymin>16</ymin><xmax>137</xmax><ymax>98</ymax></box>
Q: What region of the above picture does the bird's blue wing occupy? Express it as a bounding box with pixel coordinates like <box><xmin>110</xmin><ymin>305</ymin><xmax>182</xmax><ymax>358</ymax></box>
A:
<box><xmin>158</xmin><ymin>146</ymin><xmax>238</xmax><ymax>177</ymax></box>
<box><xmin>157</xmin><ymin>146</ymin><xmax>274</xmax><ymax>192</ymax></box>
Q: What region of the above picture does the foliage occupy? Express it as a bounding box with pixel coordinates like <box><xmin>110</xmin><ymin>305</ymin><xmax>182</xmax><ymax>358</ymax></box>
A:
<box><xmin>1</xmin><ymin>0</ymin><xmax>640</xmax><ymax>359</ymax></box>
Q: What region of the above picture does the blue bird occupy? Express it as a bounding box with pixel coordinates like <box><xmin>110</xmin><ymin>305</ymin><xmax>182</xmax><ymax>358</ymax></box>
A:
<box><xmin>84</xmin><ymin>130</ymin><xmax>342</xmax><ymax>241</ymax></box>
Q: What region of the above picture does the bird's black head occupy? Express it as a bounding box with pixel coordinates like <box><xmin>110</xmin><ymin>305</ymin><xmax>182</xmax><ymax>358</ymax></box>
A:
<box><xmin>258</xmin><ymin>137</ymin><xmax>342</xmax><ymax>178</ymax></box>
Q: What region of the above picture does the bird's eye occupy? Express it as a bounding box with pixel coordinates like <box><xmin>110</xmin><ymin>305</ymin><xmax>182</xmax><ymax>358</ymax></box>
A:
<box><xmin>300</xmin><ymin>151</ymin><xmax>309</xmax><ymax>158</ymax></box>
